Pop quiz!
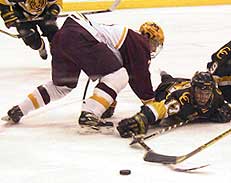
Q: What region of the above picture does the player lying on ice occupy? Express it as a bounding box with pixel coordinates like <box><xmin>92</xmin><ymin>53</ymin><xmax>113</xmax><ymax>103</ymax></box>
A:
<box><xmin>3</xmin><ymin>14</ymin><xmax>164</xmax><ymax>131</ymax></box>
<box><xmin>117</xmin><ymin>71</ymin><xmax>231</xmax><ymax>138</ymax></box>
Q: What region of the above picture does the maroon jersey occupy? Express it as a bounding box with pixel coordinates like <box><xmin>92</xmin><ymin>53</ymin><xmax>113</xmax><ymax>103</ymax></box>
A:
<box><xmin>51</xmin><ymin>16</ymin><xmax>155</xmax><ymax>100</ymax></box>
<box><xmin>119</xmin><ymin>29</ymin><xmax>154</xmax><ymax>101</ymax></box>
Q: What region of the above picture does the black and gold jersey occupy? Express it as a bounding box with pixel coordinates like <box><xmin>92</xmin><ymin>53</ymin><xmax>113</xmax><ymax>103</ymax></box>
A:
<box><xmin>0</xmin><ymin>0</ymin><xmax>62</xmax><ymax>16</ymax></box>
<box><xmin>208</xmin><ymin>40</ymin><xmax>231</xmax><ymax>86</ymax></box>
<box><xmin>165</xmin><ymin>87</ymin><xmax>225</xmax><ymax>121</ymax></box>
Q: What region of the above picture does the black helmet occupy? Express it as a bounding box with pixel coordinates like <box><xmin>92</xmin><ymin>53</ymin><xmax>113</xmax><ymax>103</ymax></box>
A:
<box><xmin>191</xmin><ymin>71</ymin><xmax>215</xmax><ymax>107</ymax></box>
<box><xmin>191</xmin><ymin>71</ymin><xmax>215</xmax><ymax>90</ymax></box>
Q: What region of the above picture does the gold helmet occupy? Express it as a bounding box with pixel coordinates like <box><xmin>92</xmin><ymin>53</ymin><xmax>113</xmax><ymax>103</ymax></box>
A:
<box><xmin>139</xmin><ymin>21</ymin><xmax>164</xmax><ymax>58</ymax></box>
<box><xmin>139</xmin><ymin>21</ymin><xmax>164</xmax><ymax>45</ymax></box>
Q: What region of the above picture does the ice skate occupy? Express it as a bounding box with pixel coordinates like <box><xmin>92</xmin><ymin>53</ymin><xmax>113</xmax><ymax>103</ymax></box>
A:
<box><xmin>78</xmin><ymin>111</ymin><xmax>114</xmax><ymax>135</ymax></box>
<box><xmin>1</xmin><ymin>105</ymin><xmax>23</xmax><ymax>125</ymax></box>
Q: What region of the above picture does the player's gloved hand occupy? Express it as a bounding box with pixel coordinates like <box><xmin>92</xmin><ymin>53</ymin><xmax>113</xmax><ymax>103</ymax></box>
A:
<box><xmin>117</xmin><ymin>112</ymin><xmax>149</xmax><ymax>138</ymax></box>
<box><xmin>101</xmin><ymin>100</ymin><xmax>117</xmax><ymax>118</ymax></box>
<box><xmin>0</xmin><ymin>5</ymin><xmax>18</xmax><ymax>28</ymax></box>
<box><xmin>44</xmin><ymin>4</ymin><xmax>61</xmax><ymax>21</ymax></box>
<box><xmin>214</xmin><ymin>104</ymin><xmax>231</xmax><ymax>123</ymax></box>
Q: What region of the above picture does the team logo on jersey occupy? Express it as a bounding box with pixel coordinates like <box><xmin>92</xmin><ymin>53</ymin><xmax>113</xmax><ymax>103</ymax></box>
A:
<box><xmin>21</xmin><ymin>0</ymin><xmax>47</xmax><ymax>15</ymax></box>
<box><xmin>179</xmin><ymin>92</ymin><xmax>190</xmax><ymax>105</ymax></box>
<box><xmin>216</xmin><ymin>46</ymin><xmax>231</xmax><ymax>59</ymax></box>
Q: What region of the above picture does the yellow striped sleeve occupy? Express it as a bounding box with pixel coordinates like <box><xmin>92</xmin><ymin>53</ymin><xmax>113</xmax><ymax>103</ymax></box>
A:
<box><xmin>115</xmin><ymin>27</ymin><xmax>128</xmax><ymax>49</ymax></box>
<box><xmin>0</xmin><ymin>0</ymin><xmax>9</xmax><ymax>5</ymax></box>
<box><xmin>147</xmin><ymin>100</ymin><xmax>166</xmax><ymax>120</ymax></box>
<box><xmin>215</xmin><ymin>76</ymin><xmax>231</xmax><ymax>82</ymax></box>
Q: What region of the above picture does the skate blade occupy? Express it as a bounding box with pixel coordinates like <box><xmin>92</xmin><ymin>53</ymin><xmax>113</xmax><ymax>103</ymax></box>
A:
<box><xmin>77</xmin><ymin>125</ymin><xmax>114</xmax><ymax>135</ymax></box>
<box><xmin>1</xmin><ymin>116</ymin><xmax>11</xmax><ymax>122</ymax></box>
<box><xmin>1</xmin><ymin>116</ymin><xmax>17</xmax><ymax>126</ymax></box>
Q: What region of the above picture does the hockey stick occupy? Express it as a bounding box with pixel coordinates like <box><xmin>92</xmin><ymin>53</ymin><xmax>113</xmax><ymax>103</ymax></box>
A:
<box><xmin>0</xmin><ymin>28</ymin><xmax>21</xmax><ymax>38</ymax></box>
<box><xmin>16</xmin><ymin>14</ymin><xmax>69</xmax><ymax>23</ymax></box>
<box><xmin>130</xmin><ymin>120</ymin><xmax>190</xmax><ymax>145</ymax></box>
<box><xmin>17</xmin><ymin>0</ymin><xmax>121</xmax><ymax>23</ymax></box>
<box><xmin>82</xmin><ymin>78</ymin><xmax>90</xmax><ymax>104</ymax></box>
<box><xmin>1</xmin><ymin>0</ymin><xmax>121</xmax><ymax>38</ymax></box>
<box><xmin>83</xmin><ymin>0</ymin><xmax>121</xmax><ymax>14</ymax></box>
<box><xmin>142</xmin><ymin>127</ymin><xmax>231</xmax><ymax>164</ymax></box>
<box><xmin>130</xmin><ymin>133</ymin><xmax>209</xmax><ymax>172</ymax></box>
<box><xmin>0</xmin><ymin>27</ymin><xmax>35</xmax><ymax>39</ymax></box>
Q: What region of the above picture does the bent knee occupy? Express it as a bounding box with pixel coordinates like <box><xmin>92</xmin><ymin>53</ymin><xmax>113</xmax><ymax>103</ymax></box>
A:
<box><xmin>100</xmin><ymin>67</ymin><xmax>129</xmax><ymax>93</ymax></box>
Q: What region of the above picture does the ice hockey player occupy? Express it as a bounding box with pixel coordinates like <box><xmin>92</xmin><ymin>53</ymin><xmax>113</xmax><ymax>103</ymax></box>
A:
<box><xmin>207</xmin><ymin>40</ymin><xmax>231</xmax><ymax>103</ymax></box>
<box><xmin>3</xmin><ymin>15</ymin><xmax>164</xmax><ymax>131</ymax></box>
<box><xmin>0</xmin><ymin>0</ymin><xmax>62</xmax><ymax>59</ymax></box>
<box><xmin>117</xmin><ymin>71</ymin><xmax>231</xmax><ymax>138</ymax></box>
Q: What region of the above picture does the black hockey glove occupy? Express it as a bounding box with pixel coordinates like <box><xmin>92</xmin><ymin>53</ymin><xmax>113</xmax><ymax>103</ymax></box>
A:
<box><xmin>101</xmin><ymin>100</ymin><xmax>117</xmax><ymax>119</ymax></box>
<box><xmin>117</xmin><ymin>112</ymin><xmax>149</xmax><ymax>138</ymax></box>
<box><xmin>0</xmin><ymin>5</ymin><xmax>18</xmax><ymax>28</ymax></box>
<box><xmin>211</xmin><ymin>104</ymin><xmax>231</xmax><ymax>123</ymax></box>
<box><xmin>44</xmin><ymin>4</ymin><xmax>61</xmax><ymax>21</ymax></box>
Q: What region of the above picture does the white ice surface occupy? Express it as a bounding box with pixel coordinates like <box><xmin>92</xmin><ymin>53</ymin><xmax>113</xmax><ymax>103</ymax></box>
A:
<box><xmin>1</xmin><ymin>5</ymin><xmax>231</xmax><ymax>183</ymax></box>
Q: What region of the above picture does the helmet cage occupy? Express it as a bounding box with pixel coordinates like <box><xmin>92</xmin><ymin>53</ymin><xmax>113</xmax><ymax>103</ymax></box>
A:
<box><xmin>191</xmin><ymin>71</ymin><xmax>215</xmax><ymax>107</ymax></box>
<box><xmin>139</xmin><ymin>22</ymin><xmax>164</xmax><ymax>58</ymax></box>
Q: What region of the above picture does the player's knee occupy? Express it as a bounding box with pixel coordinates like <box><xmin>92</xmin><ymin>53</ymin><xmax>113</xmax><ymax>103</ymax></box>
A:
<box><xmin>44</xmin><ymin>81</ymin><xmax>73</xmax><ymax>101</ymax></box>
<box><xmin>100</xmin><ymin>67</ymin><xmax>129</xmax><ymax>93</ymax></box>
<box><xmin>18</xmin><ymin>28</ymin><xmax>42</xmax><ymax>50</ymax></box>
<box><xmin>42</xmin><ymin>24</ymin><xmax>59</xmax><ymax>42</ymax></box>
<box><xmin>82</xmin><ymin>68</ymin><xmax>128</xmax><ymax>116</ymax></box>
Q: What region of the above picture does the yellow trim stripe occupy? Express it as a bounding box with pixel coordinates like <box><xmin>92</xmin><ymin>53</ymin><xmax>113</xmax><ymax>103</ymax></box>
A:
<box><xmin>63</xmin><ymin>0</ymin><xmax>231</xmax><ymax>12</ymax></box>
<box><xmin>28</xmin><ymin>94</ymin><xmax>40</xmax><ymax>109</ymax></box>
<box><xmin>149</xmin><ymin>101</ymin><xmax>166</xmax><ymax>120</ymax></box>
<box><xmin>115</xmin><ymin>27</ymin><xmax>128</xmax><ymax>49</ymax></box>
<box><xmin>215</xmin><ymin>76</ymin><xmax>231</xmax><ymax>82</ymax></box>
<box><xmin>90</xmin><ymin>95</ymin><xmax>110</xmax><ymax>109</ymax></box>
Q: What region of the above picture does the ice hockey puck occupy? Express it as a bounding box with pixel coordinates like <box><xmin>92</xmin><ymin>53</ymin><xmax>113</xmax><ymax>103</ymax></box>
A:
<box><xmin>119</xmin><ymin>169</ymin><xmax>131</xmax><ymax>175</ymax></box>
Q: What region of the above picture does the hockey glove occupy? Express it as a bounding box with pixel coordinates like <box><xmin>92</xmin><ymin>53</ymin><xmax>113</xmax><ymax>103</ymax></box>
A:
<box><xmin>0</xmin><ymin>5</ymin><xmax>18</xmax><ymax>28</ymax></box>
<box><xmin>44</xmin><ymin>4</ymin><xmax>61</xmax><ymax>21</ymax></box>
<box><xmin>101</xmin><ymin>100</ymin><xmax>117</xmax><ymax>118</ymax></box>
<box><xmin>117</xmin><ymin>112</ymin><xmax>149</xmax><ymax>138</ymax></box>
<box><xmin>214</xmin><ymin>104</ymin><xmax>231</xmax><ymax>123</ymax></box>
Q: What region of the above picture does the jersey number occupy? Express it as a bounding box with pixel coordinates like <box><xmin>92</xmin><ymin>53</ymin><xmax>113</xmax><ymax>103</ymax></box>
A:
<box><xmin>209</xmin><ymin>61</ymin><xmax>218</xmax><ymax>74</ymax></box>
<box><xmin>166</xmin><ymin>100</ymin><xmax>180</xmax><ymax>115</ymax></box>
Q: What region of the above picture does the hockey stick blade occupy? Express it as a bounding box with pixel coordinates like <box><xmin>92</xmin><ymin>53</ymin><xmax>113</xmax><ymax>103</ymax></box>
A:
<box><xmin>144</xmin><ymin>127</ymin><xmax>231</xmax><ymax>164</ymax></box>
<box><xmin>168</xmin><ymin>164</ymin><xmax>209</xmax><ymax>172</ymax></box>
<box><xmin>130</xmin><ymin>133</ymin><xmax>209</xmax><ymax>172</ymax></box>
<box><xmin>144</xmin><ymin>150</ymin><xmax>179</xmax><ymax>164</ymax></box>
